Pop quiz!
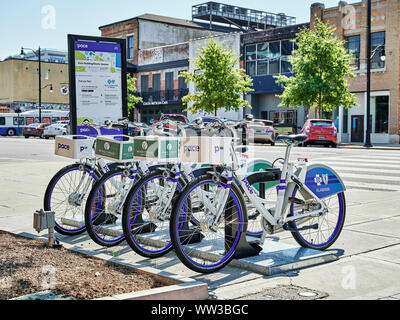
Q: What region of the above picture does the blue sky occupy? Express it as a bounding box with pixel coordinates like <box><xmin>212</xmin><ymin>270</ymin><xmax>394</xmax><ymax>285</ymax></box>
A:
<box><xmin>0</xmin><ymin>0</ymin><xmax>341</xmax><ymax>60</ymax></box>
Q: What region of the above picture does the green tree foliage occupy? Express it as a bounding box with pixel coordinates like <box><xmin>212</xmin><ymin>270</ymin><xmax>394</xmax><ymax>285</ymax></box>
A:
<box><xmin>127</xmin><ymin>74</ymin><xmax>142</xmax><ymax>116</ymax></box>
<box><xmin>275</xmin><ymin>18</ymin><xmax>357</xmax><ymax>117</ymax></box>
<box><xmin>180</xmin><ymin>37</ymin><xmax>253</xmax><ymax>116</ymax></box>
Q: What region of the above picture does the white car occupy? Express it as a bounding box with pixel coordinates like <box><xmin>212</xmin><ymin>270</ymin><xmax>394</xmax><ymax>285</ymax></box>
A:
<box><xmin>44</xmin><ymin>124</ymin><xmax>70</xmax><ymax>139</ymax></box>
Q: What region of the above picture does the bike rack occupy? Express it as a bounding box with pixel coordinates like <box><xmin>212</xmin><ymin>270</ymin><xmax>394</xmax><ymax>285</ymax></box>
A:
<box><xmin>225</xmin><ymin>197</ymin><xmax>263</xmax><ymax>259</ymax></box>
<box><xmin>230</xmin><ymin>169</ymin><xmax>282</xmax><ymax>259</ymax></box>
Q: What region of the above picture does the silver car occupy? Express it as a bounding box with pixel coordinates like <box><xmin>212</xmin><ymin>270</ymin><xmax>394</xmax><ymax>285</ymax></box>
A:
<box><xmin>246</xmin><ymin>120</ymin><xmax>276</xmax><ymax>145</ymax></box>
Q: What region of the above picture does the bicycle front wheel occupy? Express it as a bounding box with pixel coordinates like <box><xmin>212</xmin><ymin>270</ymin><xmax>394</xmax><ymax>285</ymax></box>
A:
<box><xmin>85</xmin><ymin>169</ymin><xmax>137</xmax><ymax>247</ymax></box>
<box><xmin>44</xmin><ymin>163</ymin><xmax>100</xmax><ymax>236</ymax></box>
<box><xmin>288</xmin><ymin>187</ymin><xmax>346</xmax><ymax>250</ymax></box>
<box><xmin>170</xmin><ymin>175</ymin><xmax>246</xmax><ymax>274</ymax></box>
<box><xmin>122</xmin><ymin>170</ymin><xmax>185</xmax><ymax>258</ymax></box>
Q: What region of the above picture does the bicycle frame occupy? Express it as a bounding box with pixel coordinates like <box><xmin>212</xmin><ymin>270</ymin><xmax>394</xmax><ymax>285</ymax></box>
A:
<box><xmin>206</xmin><ymin>141</ymin><xmax>344</xmax><ymax>241</ymax></box>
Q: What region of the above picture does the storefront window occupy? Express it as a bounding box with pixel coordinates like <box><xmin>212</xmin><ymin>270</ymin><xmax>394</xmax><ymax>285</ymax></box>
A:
<box><xmin>375</xmin><ymin>96</ymin><xmax>389</xmax><ymax>134</ymax></box>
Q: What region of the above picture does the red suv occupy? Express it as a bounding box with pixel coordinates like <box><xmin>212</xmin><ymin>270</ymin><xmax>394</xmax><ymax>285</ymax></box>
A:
<box><xmin>301</xmin><ymin>119</ymin><xmax>337</xmax><ymax>148</ymax></box>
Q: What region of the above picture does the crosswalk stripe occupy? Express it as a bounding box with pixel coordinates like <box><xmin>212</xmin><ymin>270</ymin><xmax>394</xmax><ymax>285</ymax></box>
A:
<box><xmin>322</xmin><ymin>158</ymin><xmax>400</xmax><ymax>165</ymax></box>
<box><xmin>346</xmin><ymin>156</ymin><xmax>400</xmax><ymax>161</ymax></box>
<box><xmin>345</xmin><ymin>181</ymin><xmax>400</xmax><ymax>192</ymax></box>
<box><xmin>335</xmin><ymin>168</ymin><xmax>400</xmax><ymax>180</ymax></box>
<box><xmin>322</xmin><ymin>161</ymin><xmax>400</xmax><ymax>169</ymax></box>
<box><xmin>340</xmin><ymin>173</ymin><xmax>400</xmax><ymax>183</ymax></box>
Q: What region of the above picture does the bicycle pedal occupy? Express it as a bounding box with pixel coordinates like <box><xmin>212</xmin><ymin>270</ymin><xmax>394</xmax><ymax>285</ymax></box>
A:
<box><xmin>289</xmin><ymin>197</ymin><xmax>305</xmax><ymax>205</ymax></box>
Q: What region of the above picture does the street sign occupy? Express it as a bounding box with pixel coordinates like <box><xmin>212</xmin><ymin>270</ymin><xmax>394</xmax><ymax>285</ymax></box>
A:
<box><xmin>68</xmin><ymin>34</ymin><xmax>128</xmax><ymax>135</ymax></box>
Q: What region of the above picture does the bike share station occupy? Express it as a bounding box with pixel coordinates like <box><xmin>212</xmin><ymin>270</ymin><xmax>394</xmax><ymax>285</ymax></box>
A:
<box><xmin>36</xmin><ymin>34</ymin><xmax>341</xmax><ymax>278</ymax></box>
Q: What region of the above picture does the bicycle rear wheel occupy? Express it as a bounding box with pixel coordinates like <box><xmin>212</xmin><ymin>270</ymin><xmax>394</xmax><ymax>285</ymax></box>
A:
<box><xmin>288</xmin><ymin>187</ymin><xmax>346</xmax><ymax>250</ymax></box>
<box><xmin>170</xmin><ymin>175</ymin><xmax>246</xmax><ymax>274</ymax></box>
<box><xmin>122</xmin><ymin>170</ymin><xmax>184</xmax><ymax>258</ymax></box>
<box><xmin>44</xmin><ymin>163</ymin><xmax>99</xmax><ymax>236</ymax></box>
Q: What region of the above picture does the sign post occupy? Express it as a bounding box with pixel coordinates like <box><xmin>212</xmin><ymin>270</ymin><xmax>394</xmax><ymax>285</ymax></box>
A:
<box><xmin>68</xmin><ymin>34</ymin><xmax>128</xmax><ymax>136</ymax></box>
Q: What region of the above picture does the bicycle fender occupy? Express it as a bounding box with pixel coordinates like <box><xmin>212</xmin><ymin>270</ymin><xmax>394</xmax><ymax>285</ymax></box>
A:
<box><xmin>192</xmin><ymin>166</ymin><xmax>212</xmax><ymax>178</ymax></box>
<box><xmin>305</xmin><ymin>164</ymin><xmax>346</xmax><ymax>199</ymax></box>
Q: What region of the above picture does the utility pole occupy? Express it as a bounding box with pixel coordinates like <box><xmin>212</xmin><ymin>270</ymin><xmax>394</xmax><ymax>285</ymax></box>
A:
<box><xmin>364</xmin><ymin>0</ymin><xmax>373</xmax><ymax>148</ymax></box>
<box><xmin>38</xmin><ymin>47</ymin><xmax>42</xmax><ymax>123</ymax></box>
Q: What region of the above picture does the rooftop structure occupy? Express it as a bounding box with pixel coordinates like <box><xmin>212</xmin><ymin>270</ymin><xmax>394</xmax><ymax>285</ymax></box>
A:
<box><xmin>192</xmin><ymin>2</ymin><xmax>296</xmax><ymax>31</ymax></box>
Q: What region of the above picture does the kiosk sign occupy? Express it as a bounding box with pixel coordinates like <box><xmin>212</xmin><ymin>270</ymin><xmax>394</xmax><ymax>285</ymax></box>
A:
<box><xmin>68</xmin><ymin>35</ymin><xmax>128</xmax><ymax>136</ymax></box>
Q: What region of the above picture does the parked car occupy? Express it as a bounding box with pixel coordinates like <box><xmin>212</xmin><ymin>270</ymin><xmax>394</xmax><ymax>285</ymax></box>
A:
<box><xmin>43</xmin><ymin>123</ymin><xmax>70</xmax><ymax>139</ymax></box>
<box><xmin>246</xmin><ymin>119</ymin><xmax>276</xmax><ymax>145</ymax></box>
<box><xmin>23</xmin><ymin>123</ymin><xmax>50</xmax><ymax>139</ymax></box>
<box><xmin>152</xmin><ymin>114</ymin><xmax>188</xmax><ymax>136</ymax></box>
<box><xmin>300</xmin><ymin>119</ymin><xmax>337</xmax><ymax>148</ymax></box>
<box><xmin>127</xmin><ymin>122</ymin><xmax>151</xmax><ymax>137</ymax></box>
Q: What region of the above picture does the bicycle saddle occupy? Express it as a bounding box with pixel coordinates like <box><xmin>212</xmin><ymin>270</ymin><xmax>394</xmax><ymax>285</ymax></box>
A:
<box><xmin>277</xmin><ymin>134</ymin><xmax>308</xmax><ymax>143</ymax></box>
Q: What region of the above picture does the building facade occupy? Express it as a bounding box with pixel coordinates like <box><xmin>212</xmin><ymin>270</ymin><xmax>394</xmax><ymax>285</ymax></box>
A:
<box><xmin>0</xmin><ymin>59</ymin><xmax>69</xmax><ymax>112</ymax></box>
<box><xmin>187</xmin><ymin>32</ymin><xmax>244</xmax><ymax>122</ymax></box>
<box><xmin>99</xmin><ymin>13</ymin><xmax>227</xmax><ymax>66</ymax></box>
<box><xmin>312</xmin><ymin>0</ymin><xmax>400</xmax><ymax>144</ymax></box>
<box><xmin>242</xmin><ymin>23</ymin><xmax>310</xmax><ymax>132</ymax></box>
<box><xmin>135</xmin><ymin>42</ymin><xmax>190</xmax><ymax>123</ymax></box>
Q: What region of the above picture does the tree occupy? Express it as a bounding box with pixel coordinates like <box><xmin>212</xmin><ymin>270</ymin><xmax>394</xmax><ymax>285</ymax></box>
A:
<box><xmin>275</xmin><ymin>18</ymin><xmax>357</xmax><ymax>118</ymax></box>
<box><xmin>180</xmin><ymin>37</ymin><xmax>253</xmax><ymax>116</ymax></box>
<box><xmin>127</xmin><ymin>74</ymin><xmax>142</xmax><ymax>116</ymax></box>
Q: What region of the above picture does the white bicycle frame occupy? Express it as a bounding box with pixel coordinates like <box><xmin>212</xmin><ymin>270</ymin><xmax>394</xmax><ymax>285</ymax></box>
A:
<box><xmin>205</xmin><ymin>141</ymin><xmax>329</xmax><ymax>240</ymax></box>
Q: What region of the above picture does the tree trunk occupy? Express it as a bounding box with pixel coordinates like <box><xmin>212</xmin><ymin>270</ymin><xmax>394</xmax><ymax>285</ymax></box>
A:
<box><xmin>318</xmin><ymin>92</ymin><xmax>322</xmax><ymax>119</ymax></box>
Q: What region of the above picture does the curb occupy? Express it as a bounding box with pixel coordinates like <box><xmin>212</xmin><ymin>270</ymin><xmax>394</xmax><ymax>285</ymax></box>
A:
<box><xmin>1</xmin><ymin>229</ymin><xmax>209</xmax><ymax>301</ymax></box>
<box><xmin>95</xmin><ymin>282</ymin><xmax>208</xmax><ymax>300</ymax></box>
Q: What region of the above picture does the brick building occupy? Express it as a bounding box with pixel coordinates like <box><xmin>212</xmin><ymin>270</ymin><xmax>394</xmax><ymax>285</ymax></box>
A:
<box><xmin>0</xmin><ymin>58</ymin><xmax>69</xmax><ymax>112</ymax></box>
<box><xmin>311</xmin><ymin>0</ymin><xmax>400</xmax><ymax>144</ymax></box>
<box><xmin>99</xmin><ymin>13</ymin><xmax>229</xmax><ymax>122</ymax></box>
<box><xmin>135</xmin><ymin>42</ymin><xmax>190</xmax><ymax>124</ymax></box>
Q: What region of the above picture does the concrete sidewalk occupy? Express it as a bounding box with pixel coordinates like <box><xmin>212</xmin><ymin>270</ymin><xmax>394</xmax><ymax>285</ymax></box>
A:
<box><xmin>1</xmin><ymin>158</ymin><xmax>400</xmax><ymax>300</ymax></box>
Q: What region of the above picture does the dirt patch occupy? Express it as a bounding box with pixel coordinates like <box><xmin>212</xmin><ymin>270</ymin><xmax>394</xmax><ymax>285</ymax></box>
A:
<box><xmin>0</xmin><ymin>231</ymin><xmax>164</xmax><ymax>300</ymax></box>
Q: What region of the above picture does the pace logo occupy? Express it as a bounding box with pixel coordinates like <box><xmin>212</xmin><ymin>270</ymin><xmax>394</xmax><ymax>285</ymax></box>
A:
<box><xmin>58</xmin><ymin>143</ymin><xmax>70</xmax><ymax>151</ymax></box>
<box><xmin>80</xmin><ymin>146</ymin><xmax>89</xmax><ymax>152</ymax></box>
<box><xmin>184</xmin><ymin>145</ymin><xmax>200</xmax><ymax>152</ymax></box>
<box><xmin>314</xmin><ymin>174</ymin><xmax>329</xmax><ymax>186</ymax></box>
<box><xmin>242</xmin><ymin>178</ymin><xmax>254</xmax><ymax>195</ymax></box>
<box><xmin>214</xmin><ymin>146</ymin><xmax>224</xmax><ymax>153</ymax></box>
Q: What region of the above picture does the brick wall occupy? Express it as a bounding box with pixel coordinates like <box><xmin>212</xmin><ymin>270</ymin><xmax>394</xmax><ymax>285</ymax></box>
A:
<box><xmin>311</xmin><ymin>0</ymin><xmax>399</xmax><ymax>136</ymax></box>
<box><xmin>100</xmin><ymin>19</ymin><xmax>139</xmax><ymax>65</ymax></box>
